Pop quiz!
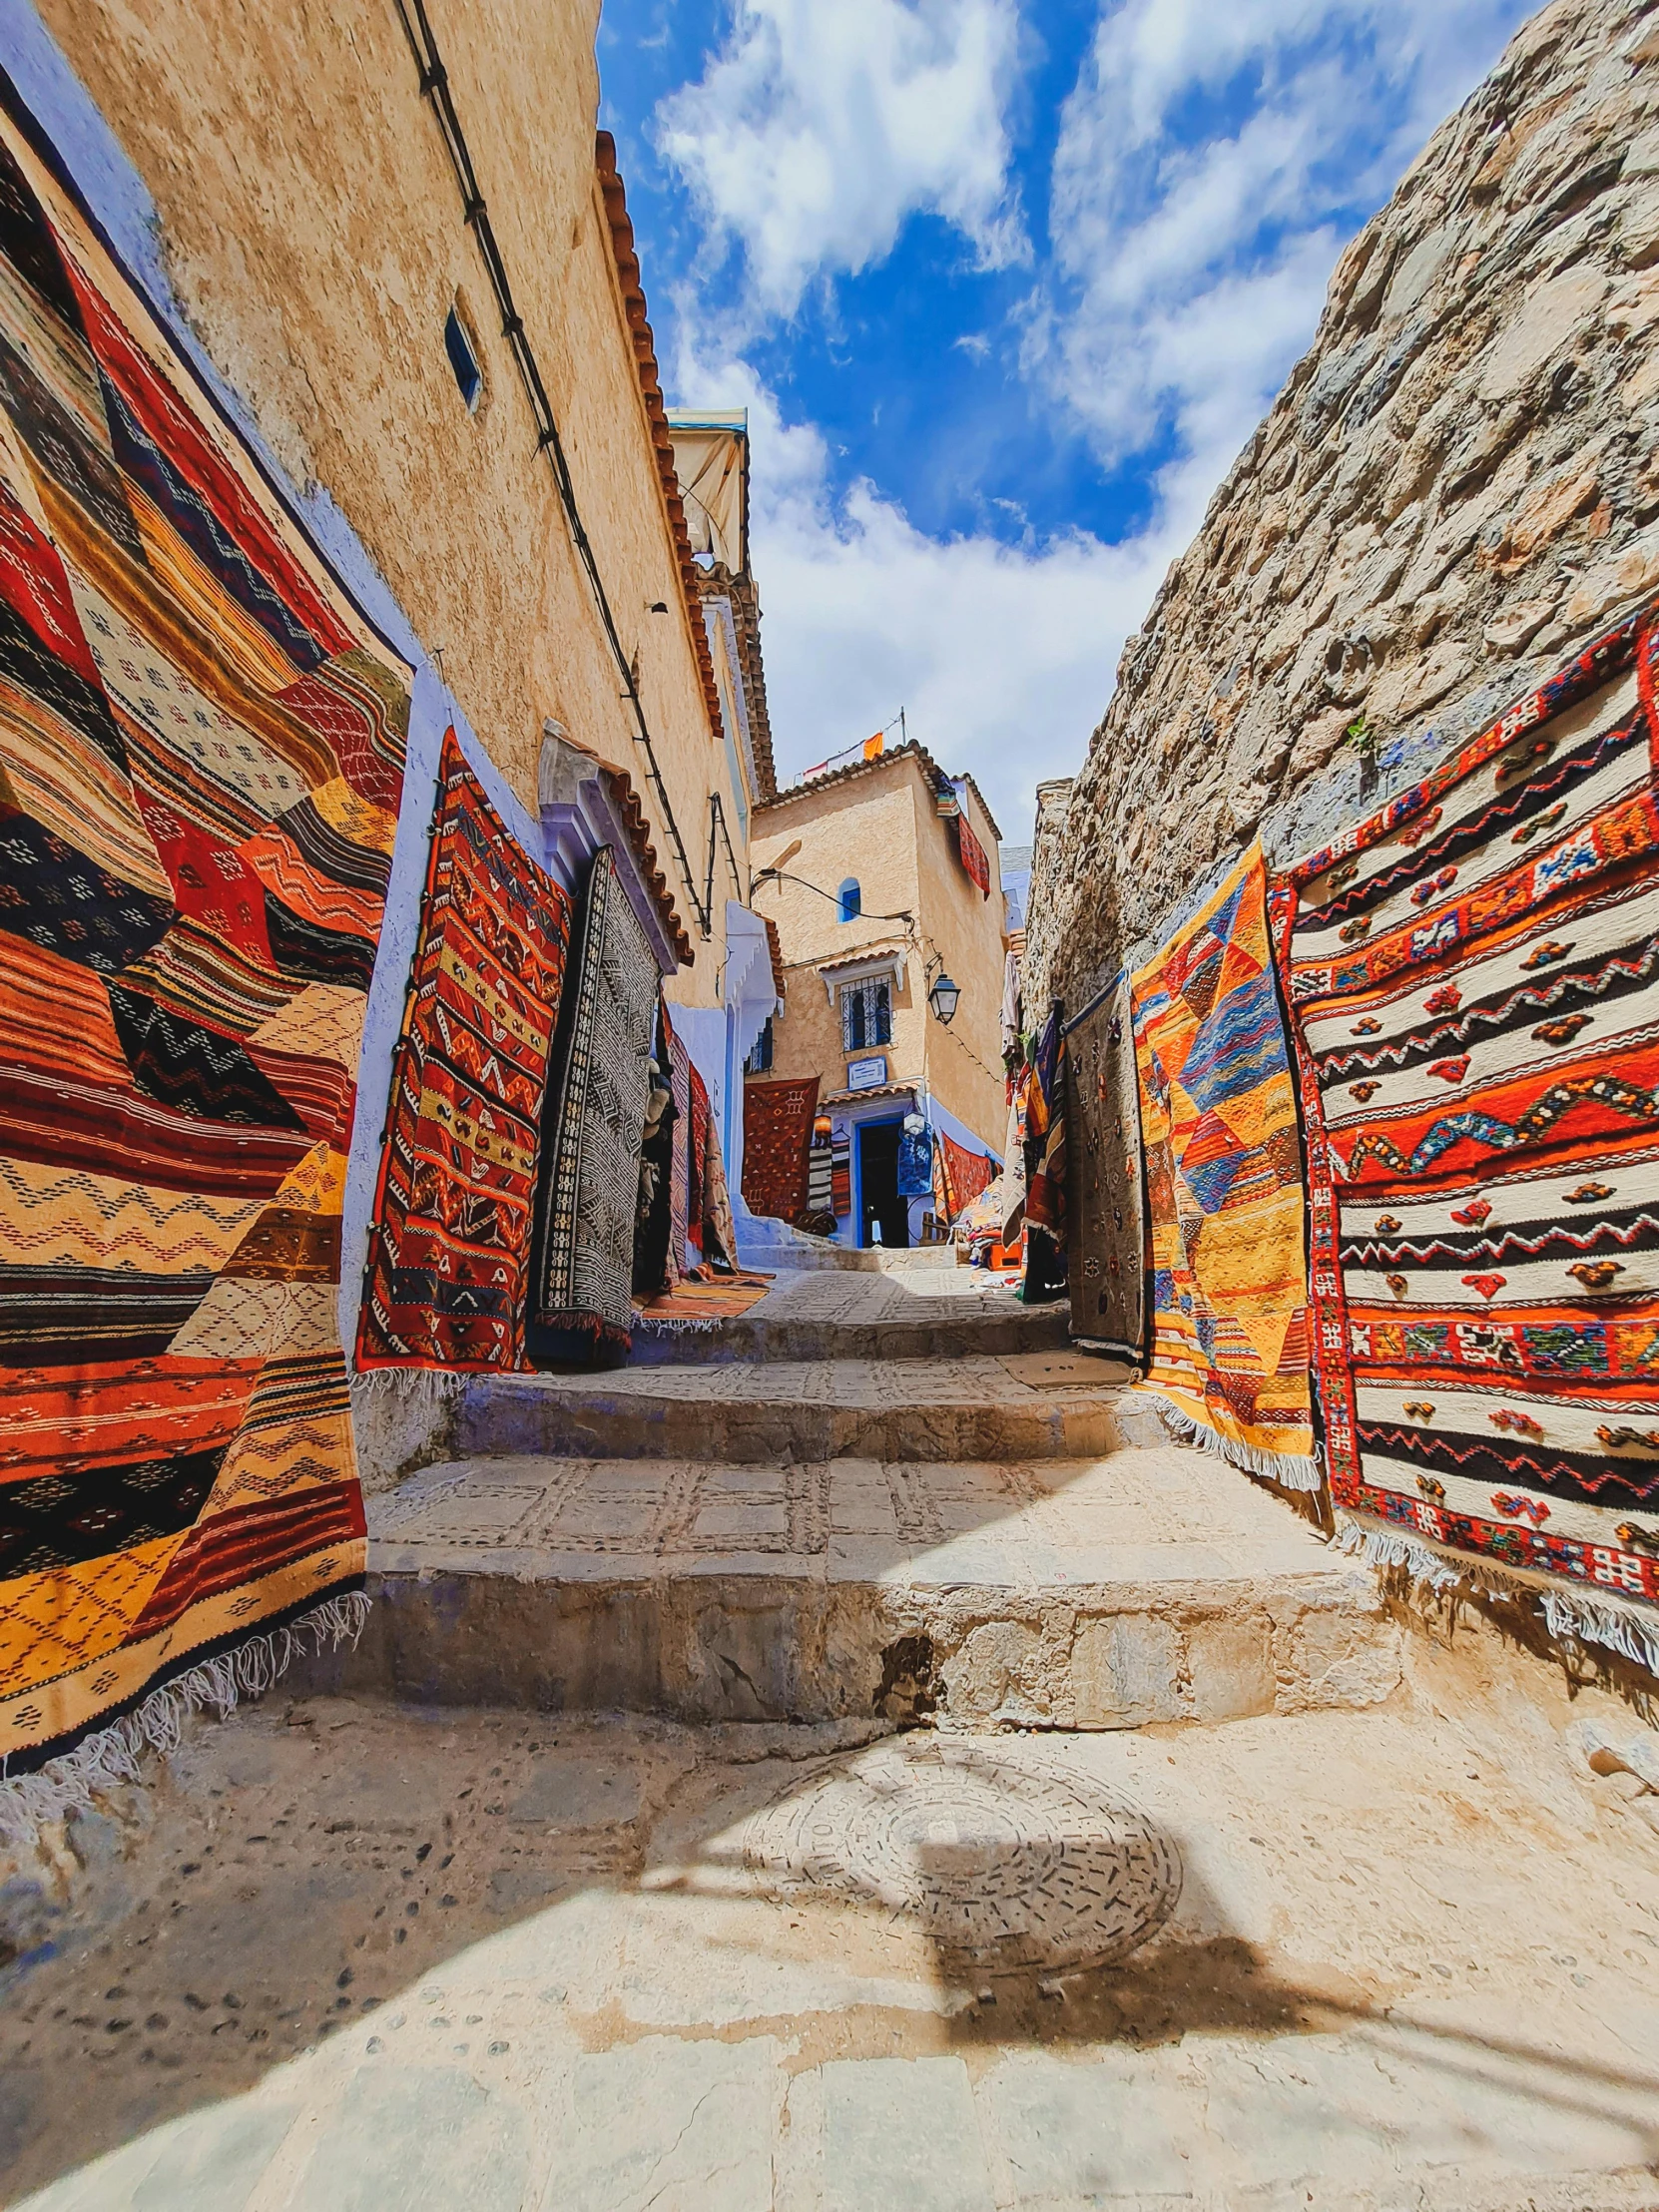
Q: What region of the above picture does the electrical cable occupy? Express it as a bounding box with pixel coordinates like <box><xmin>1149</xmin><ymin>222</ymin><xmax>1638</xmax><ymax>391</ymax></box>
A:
<box><xmin>392</xmin><ymin>0</ymin><xmax>709</xmax><ymax>934</ymax></box>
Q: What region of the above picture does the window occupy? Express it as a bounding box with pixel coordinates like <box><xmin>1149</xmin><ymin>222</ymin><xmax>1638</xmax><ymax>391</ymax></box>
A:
<box><xmin>836</xmin><ymin>877</ymin><xmax>861</xmax><ymax>922</ymax></box>
<box><xmin>745</xmin><ymin>1017</ymin><xmax>775</xmax><ymax>1074</ymax></box>
<box><xmin>841</xmin><ymin>977</ymin><xmax>890</xmax><ymax>1052</ymax></box>
<box><xmin>444</xmin><ymin>305</ymin><xmax>482</xmax><ymax>411</ymax></box>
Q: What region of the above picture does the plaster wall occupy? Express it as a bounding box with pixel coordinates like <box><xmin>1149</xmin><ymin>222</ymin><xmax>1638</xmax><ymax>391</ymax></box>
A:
<box><xmin>1024</xmin><ymin>0</ymin><xmax>1659</xmax><ymax>1015</ymax></box>
<box><xmin>36</xmin><ymin>0</ymin><xmax>747</xmax><ymax>1009</ymax></box>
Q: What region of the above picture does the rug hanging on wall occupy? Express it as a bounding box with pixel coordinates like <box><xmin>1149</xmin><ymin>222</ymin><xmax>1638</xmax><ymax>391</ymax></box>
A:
<box><xmin>666</xmin><ymin>1013</ymin><xmax>692</xmax><ymax>1277</ymax></box>
<box><xmin>1275</xmin><ymin>608</ymin><xmax>1659</xmax><ymax>1670</ymax></box>
<box><xmin>529</xmin><ymin>845</ymin><xmax>659</xmax><ymax>1367</ymax></box>
<box><xmin>1066</xmin><ymin>976</ymin><xmax>1147</xmax><ymax>1364</ymax></box>
<box><xmin>686</xmin><ymin>1062</ymin><xmax>710</xmax><ymax>1264</ymax></box>
<box><xmin>941</xmin><ymin>1133</ymin><xmax>996</xmax><ymax>1218</ymax></box>
<box><xmin>357</xmin><ymin>731</ymin><xmax>568</xmax><ymax>1375</ymax></box>
<box><xmin>1131</xmin><ymin>844</ymin><xmax>1319</xmax><ymax>1486</ymax></box>
<box><xmin>0</xmin><ymin>100</ymin><xmax>412</xmax><ymax>1805</ymax></box>
<box><xmin>830</xmin><ymin>1121</ymin><xmax>852</xmax><ymax>1218</ymax></box>
<box><xmin>1022</xmin><ymin>1007</ymin><xmax>1068</xmax><ymax>1301</ymax></box>
<box><xmin>741</xmin><ymin>1074</ymin><xmax>819</xmax><ymax>1225</ymax></box>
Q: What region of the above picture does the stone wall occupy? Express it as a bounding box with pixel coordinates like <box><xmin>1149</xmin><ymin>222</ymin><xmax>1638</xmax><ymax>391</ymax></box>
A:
<box><xmin>1026</xmin><ymin>0</ymin><xmax>1659</xmax><ymax>1015</ymax></box>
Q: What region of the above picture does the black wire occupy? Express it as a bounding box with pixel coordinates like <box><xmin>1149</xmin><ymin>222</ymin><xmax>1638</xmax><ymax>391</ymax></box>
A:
<box><xmin>753</xmin><ymin>866</ymin><xmax>912</xmax><ymax>924</ymax></box>
<box><xmin>394</xmin><ymin>0</ymin><xmax>709</xmax><ymax>935</ymax></box>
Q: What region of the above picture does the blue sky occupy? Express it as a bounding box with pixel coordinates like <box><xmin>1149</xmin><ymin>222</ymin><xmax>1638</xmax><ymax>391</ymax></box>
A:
<box><xmin>596</xmin><ymin>0</ymin><xmax>1532</xmax><ymax>839</ymax></box>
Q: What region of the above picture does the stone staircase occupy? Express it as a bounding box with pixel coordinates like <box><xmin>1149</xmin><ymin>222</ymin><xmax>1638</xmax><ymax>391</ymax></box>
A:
<box><xmin>316</xmin><ymin>1273</ymin><xmax>1400</xmax><ymax>1729</ymax></box>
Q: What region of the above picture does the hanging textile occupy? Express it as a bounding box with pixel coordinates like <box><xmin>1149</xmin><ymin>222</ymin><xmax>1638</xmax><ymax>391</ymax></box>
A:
<box><xmin>896</xmin><ymin>1113</ymin><xmax>933</xmax><ymax>1197</ymax></box>
<box><xmin>632</xmin><ymin>1008</ymin><xmax>676</xmax><ymax>1297</ymax></box>
<box><xmin>941</xmin><ymin>1133</ymin><xmax>996</xmax><ymax>1216</ymax></box>
<box><xmin>741</xmin><ymin>1074</ymin><xmax>819</xmax><ymax>1225</ymax></box>
<box><xmin>830</xmin><ymin>1121</ymin><xmax>852</xmax><ymax>1217</ymax></box>
<box><xmin>807</xmin><ymin>1109</ymin><xmax>834</xmax><ymax>1222</ymax></box>
<box><xmin>1022</xmin><ymin>1008</ymin><xmax>1068</xmax><ymax>1300</ymax></box>
<box><xmin>1132</xmin><ymin>846</ymin><xmax>1318</xmax><ymax>1485</ymax></box>
<box><xmin>702</xmin><ymin>1100</ymin><xmax>739</xmax><ymax>1268</ymax></box>
<box><xmin>0</xmin><ymin>108</ymin><xmax>411</xmax><ymax>1795</ymax></box>
<box><xmin>1066</xmin><ymin>975</ymin><xmax>1147</xmax><ymax>1364</ymax></box>
<box><xmin>686</xmin><ymin>1062</ymin><xmax>710</xmax><ymax>1262</ymax></box>
<box><xmin>528</xmin><ymin>846</ymin><xmax>658</xmax><ymax>1367</ymax></box>
<box><xmin>1276</xmin><ymin>609</ymin><xmax>1659</xmax><ymax>1669</ymax></box>
<box><xmin>957</xmin><ymin>813</ymin><xmax>991</xmax><ymax>898</ymax></box>
<box><xmin>1001</xmin><ymin>1065</ymin><xmax>1030</xmax><ymax>1242</ymax></box>
<box><xmin>358</xmin><ymin>733</ymin><xmax>570</xmax><ymax>1374</ymax></box>
<box><xmin>666</xmin><ymin>1013</ymin><xmax>692</xmax><ymax>1277</ymax></box>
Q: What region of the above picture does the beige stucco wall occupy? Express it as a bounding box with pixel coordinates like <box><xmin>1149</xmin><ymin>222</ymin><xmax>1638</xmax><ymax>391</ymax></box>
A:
<box><xmin>751</xmin><ymin>755</ymin><xmax>1006</xmax><ymax>1150</ymax></box>
<box><xmin>41</xmin><ymin>0</ymin><xmax>747</xmax><ymax>1006</ymax></box>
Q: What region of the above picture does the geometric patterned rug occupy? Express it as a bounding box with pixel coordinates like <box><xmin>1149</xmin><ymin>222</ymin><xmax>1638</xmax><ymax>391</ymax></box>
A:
<box><xmin>0</xmin><ymin>103</ymin><xmax>410</xmax><ymax>1790</ymax></box>
<box><xmin>357</xmin><ymin>731</ymin><xmax>570</xmax><ymax>1375</ymax></box>
<box><xmin>528</xmin><ymin>846</ymin><xmax>658</xmax><ymax>1367</ymax></box>
<box><xmin>1066</xmin><ymin>974</ymin><xmax>1147</xmax><ymax>1365</ymax></box>
<box><xmin>1131</xmin><ymin>844</ymin><xmax>1319</xmax><ymax>1487</ymax></box>
<box><xmin>741</xmin><ymin>1074</ymin><xmax>820</xmax><ymax>1226</ymax></box>
<box><xmin>1276</xmin><ymin>607</ymin><xmax>1659</xmax><ymax>1672</ymax></box>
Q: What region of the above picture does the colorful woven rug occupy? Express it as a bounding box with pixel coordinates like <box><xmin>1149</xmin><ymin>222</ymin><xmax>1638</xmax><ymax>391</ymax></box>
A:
<box><xmin>530</xmin><ymin>846</ymin><xmax>658</xmax><ymax>1366</ymax></box>
<box><xmin>941</xmin><ymin>1132</ymin><xmax>996</xmax><ymax>1217</ymax></box>
<box><xmin>357</xmin><ymin>732</ymin><xmax>567</xmax><ymax>1374</ymax></box>
<box><xmin>1132</xmin><ymin>845</ymin><xmax>1318</xmax><ymax>1485</ymax></box>
<box><xmin>1276</xmin><ymin>609</ymin><xmax>1659</xmax><ymax>1669</ymax></box>
<box><xmin>742</xmin><ymin>1074</ymin><xmax>819</xmax><ymax>1224</ymax></box>
<box><xmin>636</xmin><ymin>1267</ymin><xmax>774</xmax><ymax>1330</ymax></box>
<box><xmin>0</xmin><ymin>106</ymin><xmax>410</xmax><ymax>1795</ymax></box>
<box><xmin>667</xmin><ymin>1015</ymin><xmax>692</xmax><ymax>1275</ymax></box>
<box><xmin>686</xmin><ymin>1061</ymin><xmax>710</xmax><ymax>1262</ymax></box>
<box><xmin>1021</xmin><ymin>1008</ymin><xmax>1068</xmax><ymax>1301</ymax></box>
<box><xmin>1067</xmin><ymin>976</ymin><xmax>1147</xmax><ymax>1364</ymax></box>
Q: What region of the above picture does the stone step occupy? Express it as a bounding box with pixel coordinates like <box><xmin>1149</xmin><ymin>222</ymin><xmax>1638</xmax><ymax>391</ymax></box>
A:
<box><xmin>304</xmin><ymin>1445</ymin><xmax>1400</xmax><ymax>1729</ymax></box>
<box><xmin>461</xmin><ymin>1353</ymin><xmax>1130</xmax><ymax>1464</ymax></box>
<box><xmin>628</xmin><ymin>1289</ymin><xmax>1070</xmax><ymax>1366</ymax></box>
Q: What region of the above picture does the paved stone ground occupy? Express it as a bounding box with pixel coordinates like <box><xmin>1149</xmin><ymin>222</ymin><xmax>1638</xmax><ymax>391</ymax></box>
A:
<box><xmin>4</xmin><ymin>1627</ymin><xmax>1658</xmax><ymax>2210</ymax></box>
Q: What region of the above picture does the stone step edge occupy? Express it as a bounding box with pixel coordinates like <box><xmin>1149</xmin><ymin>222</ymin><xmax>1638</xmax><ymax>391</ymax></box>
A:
<box><xmin>300</xmin><ymin>1558</ymin><xmax>1402</xmax><ymax>1732</ymax></box>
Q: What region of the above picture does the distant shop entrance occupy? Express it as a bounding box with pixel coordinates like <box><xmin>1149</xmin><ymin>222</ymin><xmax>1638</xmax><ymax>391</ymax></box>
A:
<box><xmin>857</xmin><ymin>1118</ymin><xmax>909</xmax><ymax>1248</ymax></box>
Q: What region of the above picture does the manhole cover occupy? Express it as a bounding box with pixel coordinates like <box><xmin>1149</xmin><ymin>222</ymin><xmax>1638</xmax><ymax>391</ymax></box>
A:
<box><xmin>738</xmin><ymin>1739</ymin><xmax>1181</xmax><ymax>1974</ymax></box>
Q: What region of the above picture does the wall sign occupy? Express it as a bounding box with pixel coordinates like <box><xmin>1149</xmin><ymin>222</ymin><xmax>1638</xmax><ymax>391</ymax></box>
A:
<box><xmin>845</xmin><ymin>1055</ymin><xmax>888</xmax><ymax>1091</ymax></box>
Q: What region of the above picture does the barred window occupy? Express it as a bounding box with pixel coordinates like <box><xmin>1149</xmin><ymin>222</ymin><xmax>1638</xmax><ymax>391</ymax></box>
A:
<box><xmin>841</xmin><ymin>977</ymin><xmax>891</xmax><ymax>1052</ymax></box>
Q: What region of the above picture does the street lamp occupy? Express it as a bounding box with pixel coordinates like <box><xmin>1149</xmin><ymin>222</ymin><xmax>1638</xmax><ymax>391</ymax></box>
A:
<box><xmin>927</xmin><ymin>968</ymin><xmax>960</xmax><ymax>1025</ymax></box>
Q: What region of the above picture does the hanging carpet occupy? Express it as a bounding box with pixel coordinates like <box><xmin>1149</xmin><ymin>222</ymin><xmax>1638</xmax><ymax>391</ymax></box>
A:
<box><xmin>357</xmin><ymin>731</ymin><xmax>568</xmax><ymax>1375</ymax></box>
<box><xmin>1132</xmin><ymin>845</ymin><xmax>1318</xmax><ymax>1486</ymax></box>
<box><xmin>741</xmin><ymin>1074</ymin><xmax>819</xmax><ymax>1225</ymax></box>
<box><xmin>1022</xmin><ymin>1008</ymin><xmax>1068</xmax><ymax>1301</ymax></box>
<box><xmin>0</xmin><ymin>101</ymin><xmax>411</xmax><ymax>1794</ymax></box>
<box><xmin>941</xmin><ymin>1132</ymin><xmax>996</xmax><ymax>1217</ymax></box>
<box><xmin>666</xmin><ymin>1014</ymin><xmax>692</xmax><ymax>1276</ymax></box>
<box><xmin>1276</xmin><ymin>608</ymin><xmax>1659</xmax><ymax>1668</ymax></box>
<box><xmin>686</xmin><ymin>1061</ymin><xmax>710</xmax><ymax>1262</ymax></box>
<box><xmin>528</xmin><ymin>846</ymin><xmax>659</xmax><ymax>1367</ymax></box>
<box><xmin>830</xmin><ymin>1122</ymin><xmax>852</xmax><ymax>1218</ymax></box>
<box><xmin>1066</xmin><ymin>975</ymin><xmax>1147</xmax><ymax>1364</ymax></box>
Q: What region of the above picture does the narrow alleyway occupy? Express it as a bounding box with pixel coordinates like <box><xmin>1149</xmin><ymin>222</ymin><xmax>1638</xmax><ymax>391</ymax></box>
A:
<box><xmin>4</xmin><ymin>1258</ymin><xmax>1658</xmax><ymax>2209</ymax></box>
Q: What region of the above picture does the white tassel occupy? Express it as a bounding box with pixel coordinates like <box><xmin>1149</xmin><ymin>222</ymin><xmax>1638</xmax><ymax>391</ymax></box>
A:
<box><xmin>1335</xmin><ymin>1512</ymin><xmax>1659</xmax><ymax>1676</ymax></box>
<box><xmin>1140</xmin><ymin>1390</ymin><xmax>1325</xmax><ymax>1492</ymax></box>
<box><xmin>0</xmin><ymin>1590</ymin><xmax>371</xmax><ymax>1850</ymax></box>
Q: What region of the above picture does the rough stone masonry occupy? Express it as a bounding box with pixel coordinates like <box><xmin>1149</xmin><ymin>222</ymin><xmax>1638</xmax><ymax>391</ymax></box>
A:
<box><xmin>1024</xmin><ymin>0</ymin><xmax>1659</xmax><ymax>1011</ymax></box>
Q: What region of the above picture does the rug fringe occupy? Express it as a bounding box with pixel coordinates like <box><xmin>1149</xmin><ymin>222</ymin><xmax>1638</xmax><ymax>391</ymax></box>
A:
<box><xmin>1141</xmin><ymin>1391</ymin><xmax>1325</xmax><ymax>1492</ymax></box>
<box><xmin>0</xmin><ymin>1591</ymin><xmax>371</xmax><ymax>1850</ymax></box>
<box><xmin>1334</xmin><ymin>1513</ymin><xmax>1659</xmax><ymax>1676</ymax></box>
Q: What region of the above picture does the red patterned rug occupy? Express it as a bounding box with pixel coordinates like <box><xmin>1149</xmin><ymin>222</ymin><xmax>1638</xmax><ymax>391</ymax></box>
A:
<box><xmin>742</xmin><ymin>1075</ymin><xmax>819</xmax><ymax>1223</ymax></box>
<box><xmin>357</xmin><ymin>732</ymin><xmax>570</xmax><ymax>1373</ymax></box>
<box><xmin>1276</xmin><ymin>605</ymin><xmax>1659</xmax><ymax>1672</ymax></box>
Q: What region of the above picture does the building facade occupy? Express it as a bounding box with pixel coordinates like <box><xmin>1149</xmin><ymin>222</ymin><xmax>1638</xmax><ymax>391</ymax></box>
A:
<box><xmin>747</xmin><ymin>744</ymin><xmax>1007</xmax><ymax>1248</ymax></box>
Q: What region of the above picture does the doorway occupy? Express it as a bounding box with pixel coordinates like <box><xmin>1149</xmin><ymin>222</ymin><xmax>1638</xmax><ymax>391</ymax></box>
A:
<box><xmin>857</xmin><ymin>1119</ymin><xmax>909</xmax><ymax>1249</ymax></box>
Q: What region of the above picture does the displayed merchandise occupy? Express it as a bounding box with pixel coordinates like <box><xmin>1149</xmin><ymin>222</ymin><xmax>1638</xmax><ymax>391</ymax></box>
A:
<box><xmin>528</xmin><ymin>845</ymin><xmax>658</xmax><ymax>1367</ymax></box>
<box><xmin>0</xmin><ymin>109</ymin><xmax>410</xmax><ymax>1792</ymax></box>
<box><xmin>667</xmin><ymin>1015</ymin><xmax>692</xmax><ymax>1276</ymax></box>
<box><xmin>360</xmin><ymin>732</ymin><xmax>569</xmax><ymax>1373</ymax></box>
<box><xmin>830</xmin><ymin>1121</ymin><xmax>852</xmax><ymax>1218</ymax></box>
<box><xmin>742</xmin><ymin>1074</ymin><xmax>820</xmax><ymax>1225</ymax></box>
<box><xmin>941</xmin><ymin>1132</ymin><xmax>996</xmax><ymax>1216</ymax></box>
<box><xmin>1277</xmin><ymin>610</ymin><xmax>1659</xmax><ymax>1666</ymax></box>
<box><xmin>686</xmin><ymin>1061</ymin><xmax>710</xmax><ymax>1262</ymax></box>
<box><xmin>896</xmin><ymin>1112</ymin><xmax>934</xmax><ymax>1197</ymax></box>
<box><xmin>1021</xmin><ymin>1007</ymin><xmax>1068</xmax><ymax>1300</ymax></box>
<box><xmin>1132</xmin><ymin>846</ymin><xmax>1318</xmax><ymax>1484</ymax></box>
<box><xmin>1066</xmin><ymin>975</ymin><xmax>1147</xmax><ymax>1365</ymax></box>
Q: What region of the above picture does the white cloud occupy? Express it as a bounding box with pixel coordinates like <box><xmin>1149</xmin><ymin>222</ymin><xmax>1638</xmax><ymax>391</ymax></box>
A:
<box><xmin>670</xmin><ymin>333</ymin><xmax>1175</xmax><ymax>840</ymax></box>
<box><xmin>656</xmin><ymin>0</ymin><xmax>1026</xmax><ymax>320</ymax></box>
<box><xmin>1040</xmin><ymin>0</ymin><xmax>1531</xmax><ymax>483</ymax></box>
